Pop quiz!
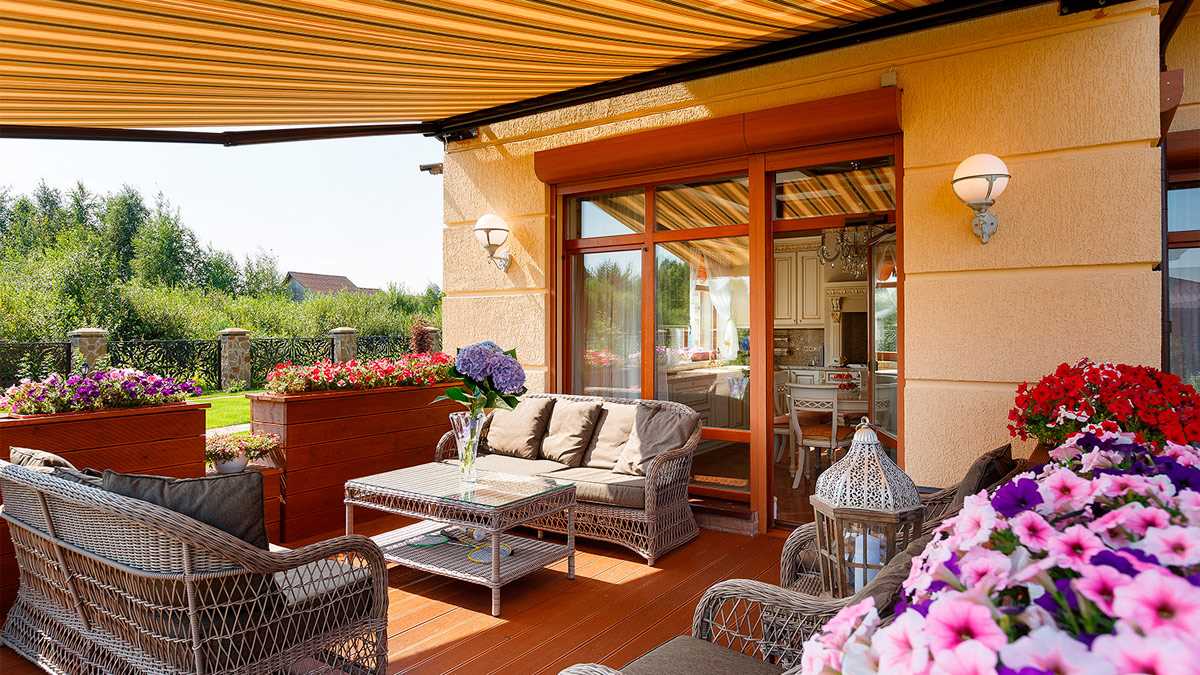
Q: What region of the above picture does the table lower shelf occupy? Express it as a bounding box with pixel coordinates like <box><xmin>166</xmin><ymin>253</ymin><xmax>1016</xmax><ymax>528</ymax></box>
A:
<box><xmin>372</xmin><ymin>519</ymin><xmax>571</xmax><ymax>589</ymax></box>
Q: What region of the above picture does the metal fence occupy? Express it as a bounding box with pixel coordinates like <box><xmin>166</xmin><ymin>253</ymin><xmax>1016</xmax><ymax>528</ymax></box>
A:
<box><xmin>0</xmin><ymin>342</ymin><xmax>72</xmax><ymax>387</ymax></box>
<box><xmin>357</xmin><ymin>334</ymin><xmax>410</xmax><ymax>360</ymax></box>
<box><xmin>249</xmin><ymin>336</ymin><xmax>335</xmax><ymax>386</ymax></box>
<box><xmin>108</xmin><ymin>339</ymin><xmax>222</xmax><ymax>389</ymax></box>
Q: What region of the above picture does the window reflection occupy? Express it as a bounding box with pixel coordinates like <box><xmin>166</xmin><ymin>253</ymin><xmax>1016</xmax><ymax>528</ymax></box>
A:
<box><xmin>655</xmin><ymin>237</ymin><xmax>750</xmax><ymax>429</ymax></box>
<box><xmin>774</xmin><ymin>157</ymin><xmax>895</xmax><ymax>220</ymax></box>
<box><xmin>567</xmin><ymin>190</ymin><xmax>645</xmax><ymax>238</ymax></box>
<box><xmin>571</xmin><ymin>250</ymin><xmax>642</xmax><ymax>398</ymax></box>
<box><xmin>656</xmin><ymin>177</ymin><xmax>750</xmax><ymax>230</ymax></box>
<box><xmin>1170</xmin><ymin>246</ymin><xmax>1200</xmax><ymax>390</ymax></box>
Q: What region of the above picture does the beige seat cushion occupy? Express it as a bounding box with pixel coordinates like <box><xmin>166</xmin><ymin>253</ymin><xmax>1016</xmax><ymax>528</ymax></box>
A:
<box><xmin>485</xmin><ymin>398</ymin><xmax>555</xmax><ymax>459</ymax></box>
<box><xmin>613</xmin><ymin>406</ymin><xmax>701</xmax><ymax>476</ymax></box>
<box><xmin>442</xmin><ymin>454</ymin><xmax>569</xmax><ymax>476</ymax></box>
<box><xmin>8</xmin><ymin>447</ymin><xmax>77</xmax><ymax>471</ymax></box>
<box><xmin>581</xmin><ymin>402</ymin><xmax>640</xmax><ymax>470</ymax></box>
<box><xmin>537</xmin><ymin>466</ymin><xmax>646</xmax><ymax>508</ymax></box>
<box><xmin>541</xmin><ymin>399</ymin><xmax>603</xmax><ymax>467</ymax></box>
<box><xmin>623</xmin><ymin>635</ymin><xmax>782</xmax><ymax>675</ymax></box>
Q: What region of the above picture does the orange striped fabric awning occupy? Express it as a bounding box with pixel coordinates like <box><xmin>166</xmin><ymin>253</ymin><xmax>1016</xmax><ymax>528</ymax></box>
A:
<box><xmin>1</xmin><ymin>0</ymin><xmax>939</xmax><ymax>128</ymax></box>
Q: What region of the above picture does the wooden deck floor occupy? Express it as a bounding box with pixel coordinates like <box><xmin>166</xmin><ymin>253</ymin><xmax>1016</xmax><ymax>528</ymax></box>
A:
<box><xmin>0</xmin><ymin>524</ymin><xmax>783</xmax><ymax>675</ymax></box>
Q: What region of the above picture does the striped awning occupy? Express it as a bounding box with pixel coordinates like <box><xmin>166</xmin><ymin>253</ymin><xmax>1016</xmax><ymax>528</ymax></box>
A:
<box><xmin>0</xmin><ymin>0</ymin><xmax>941</xmax><ymax>129</ymax></box>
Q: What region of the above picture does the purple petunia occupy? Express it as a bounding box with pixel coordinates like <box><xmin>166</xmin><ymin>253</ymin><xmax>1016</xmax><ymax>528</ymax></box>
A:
<box><xmin>991</xmin><ymin>478</ymin><xmax>1044</xmax><ymax>518</ymax></box>
<box><xmin>0</xmin><ymin>367</ymin><xmax>201</xmax><ymax>416</ymax></box>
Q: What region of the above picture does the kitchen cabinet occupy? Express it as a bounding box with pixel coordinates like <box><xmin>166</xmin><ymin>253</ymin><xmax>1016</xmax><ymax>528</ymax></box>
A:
<box><xmin>773</xmin><ymin>250</ymin><xmax>823</xmax><ymax>328</ymax></box>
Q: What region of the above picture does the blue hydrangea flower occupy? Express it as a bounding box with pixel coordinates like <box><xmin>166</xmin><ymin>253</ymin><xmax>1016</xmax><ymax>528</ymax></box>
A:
<box><xmin>455</xmin><ymin>342</ymin><xmax>502</xmax><ymax>380</ymax></box>
<box><xmin>488</xmin><ymin>353</ymin><xmax>526</xmax><ymax>394</ymax></box>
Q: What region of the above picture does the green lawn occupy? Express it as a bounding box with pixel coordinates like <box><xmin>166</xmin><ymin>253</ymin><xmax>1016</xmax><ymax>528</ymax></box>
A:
<box><xmin>192</xmin><ymin>390</ymin><xmax>261</xmax><ymax>430</ymax></box>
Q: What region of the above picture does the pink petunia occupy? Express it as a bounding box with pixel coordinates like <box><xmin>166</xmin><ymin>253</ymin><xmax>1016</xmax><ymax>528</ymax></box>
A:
<box><xmin>950</xmin><ymin>494</ymin><xmax>998</xmax><ymax>549</ymax></box>
<box><xmin>819</xmin><ymin>597</ymin><xmax>875</xmax><ymax>650</ymax></box>
<box><xmin>1112</xmin><ymin>569</ymin><xmax>1200</xmax><ymax>639</ymax></box>
<box><xmin>930</xmin><ymin>641</ymin><xmax>998</xmax><ymax>675</ymax></box>
<box><xmin>925</xmin><ymin>598</ymin><xmax>1007</xmax><ymax>652</ymax></box>
<box><xmin>1092</xmin><ymin>628</ymin><xmax>1197</xmax><ymax>675</ymax></box>
<box><xmin>1047</xmin><ymin>525</ymin><xmax>1104</xmax><ymax>571</ymax></box>
<box><xmin>1179</xmin><ymin>489</ymin><xmax>1200</xmax><ymax>524</ymax></box>
<box><xmin>999</xmin><ymin>625</ymin><xmax>1115</xmax><ymax>675</ymax></box>
<box><xmin>872</xmin><ymin>610</ymin><xmax>930</xmax><ymax>674</ymax></box>
<box><xmin>1010</xmin><ymin>511</ymin><xmax>1055</xmax><ymax>551</ymax></box>
<box><xmin>958</xmin><ymin>549</ymin><xmax>1011</xmax><ymax>591</ymax></box>
<box><xmin>1134</xmin><ymin>525</ymin><xmax>1200</xmax><ymax>567</ymax></box>
<box><xmin>1125</xmin><ymin>507</ymin><xmax>1172</xmax><ymax>537</ymax></box>
<box><xmin>1073</xmin><ymin>564</ymin><xmax>1132</xmax><ymax>615</ymax></box>
<box><xmin>1080</xmin><ymin>448</ymin><xmax>1123</xmax><ymax>473</ymax></box>
<box><xmin>1038</xmin><ymin>468</ymin><xmax>1094</xmax><ymax>514</ymax></box>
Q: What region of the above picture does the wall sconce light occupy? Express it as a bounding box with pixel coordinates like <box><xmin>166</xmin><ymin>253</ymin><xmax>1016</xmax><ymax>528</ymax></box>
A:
<box><xmin>473</xmin><ymin>213</ymin><xmax>511</xmax><ymax>271</ymax></box>
<box><xmin>952</xmin><ymin>154</ymin><xmax>1010</xmax><ymax>244</ymax></box>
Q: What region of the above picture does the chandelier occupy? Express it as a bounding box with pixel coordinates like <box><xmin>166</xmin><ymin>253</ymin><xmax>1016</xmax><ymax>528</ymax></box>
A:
<box><xmin>817</xmin><ymin>219</ymin><xmax>889</xmax><ymax>278</ymax></box>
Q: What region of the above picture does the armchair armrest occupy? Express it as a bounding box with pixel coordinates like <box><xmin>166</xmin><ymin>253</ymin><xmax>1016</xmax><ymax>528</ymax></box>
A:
<box><xmin>692</xmin><ymin>578</ymin><xmax>850</xmax><ymax>671</ymax></box>
<box><xmin>779</xmin><ymin>521</ymin><xmax>818</xmax><ymax>589</ymax></box>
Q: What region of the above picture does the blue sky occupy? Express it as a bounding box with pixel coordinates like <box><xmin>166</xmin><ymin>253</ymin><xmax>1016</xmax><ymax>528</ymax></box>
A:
<box><xmin>0</xmin><ymin>133</ymin><xmax>446</xmax><ymax>291</ymax></box>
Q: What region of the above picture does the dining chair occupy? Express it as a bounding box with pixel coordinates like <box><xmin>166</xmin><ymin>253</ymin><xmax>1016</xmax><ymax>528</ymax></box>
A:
<box><xmin>787</xmin><ymin>383</ymin><xmax>855</xmax><ymax>488</ymax></box>
<box><xmin>773</xmin><ymin>370</ymin><xmax>794</xmax><ymax>465</ymax></box>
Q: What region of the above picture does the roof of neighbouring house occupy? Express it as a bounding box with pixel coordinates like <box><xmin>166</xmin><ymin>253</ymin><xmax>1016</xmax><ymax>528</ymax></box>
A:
<box><xmin>284</xmin><ymin>271</ymin><xmax>364</xmax><ymax>295</ymax></box>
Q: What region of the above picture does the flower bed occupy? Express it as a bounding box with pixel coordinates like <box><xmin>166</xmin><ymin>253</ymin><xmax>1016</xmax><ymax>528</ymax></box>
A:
<box><xmin>1008</xmin><ymin>359</ymin><xmax>1200</xmax><ymax>447</ymax></box>
<box><xmin>0</xmin><ymin>368</ymin><xmax>202</xmax><ymax>416</ymax></box>
<box><xmin>264</xmin><ymin>353</ymin><xmax>452</xmax><ymax>394</ymax></box>
<box><xmin>803</xmin><ymin>425</ymin><xmax>1200</xmax><ymax>674</ymax></box>
<box><xmin>251</xmin><ymin>353</ymin><xmax>457</xmax><ymax>542</ymax></box>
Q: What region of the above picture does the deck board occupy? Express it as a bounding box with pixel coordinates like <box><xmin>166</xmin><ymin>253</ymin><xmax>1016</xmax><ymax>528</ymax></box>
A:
<box><xmin>0</xmin><ymin>523</ymin><xmax>783</xmax><ymax>675</ymax></box>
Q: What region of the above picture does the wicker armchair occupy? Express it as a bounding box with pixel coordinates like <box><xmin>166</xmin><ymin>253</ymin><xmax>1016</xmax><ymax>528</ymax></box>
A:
<box><xmin>0</xmin><ymin>461</ymin><xmax>389</xmax><ymax>674</ymax></box>
<box><xmin>437</xmin><ymin>393</ymin><xmax>702</xmax><ymax>565</ymax></box>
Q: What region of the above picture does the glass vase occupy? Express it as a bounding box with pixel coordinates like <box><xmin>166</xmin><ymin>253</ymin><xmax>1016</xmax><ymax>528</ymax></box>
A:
<box><xmin>450</xmin><ymin>410</ymin><xmax>485</xmax><ymax>483</ymax></box>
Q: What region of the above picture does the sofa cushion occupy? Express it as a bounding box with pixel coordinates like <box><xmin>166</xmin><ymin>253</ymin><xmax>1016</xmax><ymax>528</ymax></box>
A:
<box><xmin>442</xmin><ymin>454</ymin><xmax>569</xmax><ymax>477</ymax></box>
<box><xmin>582</xmin><ymin>402</ymin><xmax>640</xmax><ymax>470</ymax></box>
<box><xmin>102</xmin><ymin>470</ymin><xmax>269</xmax><ymax>550</ymax></box>
<box><xmin>950</xmin><ymin>443</ymin><xmax>1016</xmax><ymax>510</ymax></box>
<box><xmin>486</xmin><ymin>397</ymin><xmax>555</xmax><ymax>459</ymax></box>
<box><xmin>537</xmin><ymin>466</ymin><xmax>646</xmax><ymax>508</ymax></box>
<box><xmin>623</xmin><ymin>635</ymin><xmax>782</xmax><ymax>675</ymax></box>
<box><xmin>613</xmin><ymin>406</ymin><xmax>701</xmax><ymax>476</ymax></box>
<box><xmin>8</xmin><ymin>447</ymin><xmax>77</xmax><ymax>471</ymax></box>
<box><xmin>541</xmin><ymin>399</ymin><xmax>602</xmax><ymax>467</ymax></box>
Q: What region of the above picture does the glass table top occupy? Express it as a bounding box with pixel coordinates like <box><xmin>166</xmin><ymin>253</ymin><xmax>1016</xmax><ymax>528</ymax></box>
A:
<box><xmin>347</xmin><ymin>461</ymin><xmax>573</xmax><ymax>509</ymax></box>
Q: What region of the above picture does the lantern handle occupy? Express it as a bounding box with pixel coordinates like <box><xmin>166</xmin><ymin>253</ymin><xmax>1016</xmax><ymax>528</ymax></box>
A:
<box><xmin>856</xmin><ymin>416</ymin><xmax>871</xmax><ymax>429</ymax></box>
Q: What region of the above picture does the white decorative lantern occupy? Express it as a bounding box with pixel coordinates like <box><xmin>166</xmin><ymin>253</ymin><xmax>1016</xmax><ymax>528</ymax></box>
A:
<box><xmin>810</xmin><ymin>418</ymin><xmax>923</xmax><ymax>597</ymax></box>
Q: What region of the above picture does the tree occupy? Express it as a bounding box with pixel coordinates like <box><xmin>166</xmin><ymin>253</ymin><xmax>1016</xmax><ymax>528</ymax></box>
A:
<box><xmin>100</xmin><ymin>185</ymin><xmax>149</xmax><ymax>281</ymax></box>
<box><xmin>131</xmin><ymin>196</ymin><xmax>199</xmax><ymax>288</ymax></box>
<box><xmin>66</xmin><ymin>182</ymin><xmax>99</xmax><ymax>231</ymax></box>
<box><xmin>196</xmin><ymin>246</ymin><xmax>240</xmax><ymax>294</ymax></box>
<box><xmin>241</xmin><ymin>249</ymin><xmax>284</xmax><ymax>296</ymax></box>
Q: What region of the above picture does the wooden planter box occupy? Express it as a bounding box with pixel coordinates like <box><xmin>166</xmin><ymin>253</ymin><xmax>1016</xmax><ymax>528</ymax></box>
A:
<box><xmin>249</xmin><ymin>385</ymin><xmax>456</xmax><ymax>543</ymax></box>
<box><xmin>0</xmin><ymin>402</ymin><xmax>209</xmax><ymax>624</ymax></box>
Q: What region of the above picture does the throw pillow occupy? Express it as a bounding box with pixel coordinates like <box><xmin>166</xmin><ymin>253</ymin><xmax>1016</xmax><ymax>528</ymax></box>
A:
<box><xmin>582</xmin><ymin>402</ymin><xmax>640</xmax><ymax>470</ymax></box>
<box><xmin>102</xmin><ymin>470</ymin><xmax>269</xmax><ymax>549</ymax></box>
<box><xmin>950</xmin><ymin>443</ymin><xmax>1016</xmax><ymax>510</ymax></box>
<box><xmin>8</xmin><ymin>447</ymin><xmax>77</xmax><ymax>471</ymax></box>
<box><xmin>486</xmin><ymin>398</ymin><xmax>555</xmax><ymax>459</ymax></box>
<box><xmin>613</xmin><ymin>406</ymin><xmax>701</xmax><ymax>476</ymax></box>
<box><xmin>540</xmin><ymin>399</ymin><xmax>602</xmax><ymax>467</ymax></box>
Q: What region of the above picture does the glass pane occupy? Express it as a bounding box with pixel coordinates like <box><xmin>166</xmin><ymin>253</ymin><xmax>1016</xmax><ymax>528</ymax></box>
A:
<box><xmin>871</xmin><ymin>235</ymin><xmax>899</xmax><ymax>438</ymax></box>
<box><xmin>566</xmin><ymin>189</ymin><xmax>645</xmax><ymax>238</ymax></box>
<box><xmin>1168</xmin><ymin>187</ymin><xmax>1200</xmax><ymax>233</ymax></box>
<box><xmin>1170</xmin><ymin>246</ymin><xmax>1200</xmax><ymax>390</ymax></box>
<box><xmin>571</xmin><ymin>250</ymin><xmax>642</xmax><ymax>397</ymax></box>
<box><xmin>774</xmin><ymin>156</ymin><xmax>895</xmax><ymax>220</ymax></box>
<box><xmin>691</xmin><ymin>439</ymin><xmax>751</xmax><ymax>496</ymax></box>
<box><xmin>654</xmin><ymin>237</ymin><xmax>750</xmax><ymax>429</ymax></box>
<box><xmin>655</xmin><ymin>176</ymin><xmax>750</xmax><ymax>230</ymax></box>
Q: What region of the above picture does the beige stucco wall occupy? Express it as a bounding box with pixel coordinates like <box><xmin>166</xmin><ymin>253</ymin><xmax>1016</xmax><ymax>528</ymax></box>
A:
<box><xmin>442</xmin><ymin>1</ymin><xmax>1163</xmax><ymax>487</ymax></box>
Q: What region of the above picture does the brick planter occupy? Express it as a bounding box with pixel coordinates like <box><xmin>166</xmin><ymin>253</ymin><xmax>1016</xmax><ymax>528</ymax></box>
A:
<box><xmin>0</xmin><ymin>402</ymin><xmax>209</xmax><ymax>624</ymax></box>
<box><xmin>248</xmin><ymin>385</ymin><xmax>456</xmax><ymax>543</ymax></box>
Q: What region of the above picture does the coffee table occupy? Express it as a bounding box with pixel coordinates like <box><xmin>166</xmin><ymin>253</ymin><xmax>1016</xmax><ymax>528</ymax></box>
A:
<box><xmin>344</xmin><ymin>462</ymin><xmax>576</xmax><ymax>616</ymax></box>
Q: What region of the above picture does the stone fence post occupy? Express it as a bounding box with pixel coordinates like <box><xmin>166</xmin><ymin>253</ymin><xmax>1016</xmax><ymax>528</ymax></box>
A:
<box><xmin>68</xmin><ymin>327</ymin><xmax>108</xmax><ymax>370</ymax></box>
<box><xmin>330</xmin><ymin>327</ymin><xmax>357</xmax><ymax>362</ymax></box>
<box><xmin>219</xmin><ymin>328</ymin><xmax>251</xmax><ymax>389</ymax></box>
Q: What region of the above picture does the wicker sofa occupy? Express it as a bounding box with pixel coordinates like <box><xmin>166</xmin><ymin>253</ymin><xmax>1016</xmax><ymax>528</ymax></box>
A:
<box><xmin>0</xmin><ymin>461</ymin><xmax>389</xmax><ymax>675</ymax></box>
<box><xmin>559</xmin><ymin>445</ymin><xmax>1025</xmax><ymax>675</ymax></box>
<box><xmin>435</xmin><ymin>393</ymin><xmax>702</xmax><ymax>565</ymax></box>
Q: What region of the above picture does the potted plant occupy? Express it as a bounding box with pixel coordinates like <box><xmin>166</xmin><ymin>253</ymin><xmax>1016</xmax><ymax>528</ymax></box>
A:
<box><xmin>0</xmin><ymin>368</ymin><xmax>202</xmax><ymax>417</ymax></box>
<box><xmin>435</xmin><ymin>341</ymin><xmax>527</xmax><ymax>482</ymax></box>
<box><xmin>205</xmin><ymin>431</ymin><xmax>279</xmax><ymax>474</ymax></box>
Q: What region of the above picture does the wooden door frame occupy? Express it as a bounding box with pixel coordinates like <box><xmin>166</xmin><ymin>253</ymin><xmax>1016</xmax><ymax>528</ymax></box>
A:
<box><xmin>549</xmin><ymin>134</ymin><xmax>904</xmax><ymax>533</ymax></box>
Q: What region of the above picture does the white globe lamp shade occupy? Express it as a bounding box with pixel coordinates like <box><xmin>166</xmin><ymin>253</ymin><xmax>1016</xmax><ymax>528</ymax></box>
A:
<box><xmin>474</xmin><ymin>214</ymin><xmax>509</xmax><ymax>249</ymax></box>
<box><xmin>952</xmin><ymin>154</ymin><xmax>1009</xmax><ymax>205</ymax></box>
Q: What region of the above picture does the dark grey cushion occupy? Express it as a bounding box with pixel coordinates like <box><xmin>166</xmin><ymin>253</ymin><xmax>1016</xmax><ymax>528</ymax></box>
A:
<box><xmin>8</xmin><ymin>447</ymin><xmax>77</xmax><ymax>471</ymax></box>
<box><xmin>613</xmin><ymin>406</ymin><xmax>701</xmax><ymax>476</ymax></box>
<box><xmin>101</xmin><ymin>470</ymin><xmax>269</xmax><ymax>549</ymax></box>
<box><xmin>950</xmin><ymin>444</ymin><xmax>1016</xmax><ymax>510</ymax></box>
<box><xmin>51</xmin><ymin>467</ymin><xmax>103</xmax><ymax>488</ymax></box>
<box><xmin>623</xmin><ymin>635</ymin><xmax>782</xmax><ymax>675</ymax></box>
<box><xmin>486</xmin><ymin>397</ymin><xmax>555</xmax><ymax>459</ymax></box>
